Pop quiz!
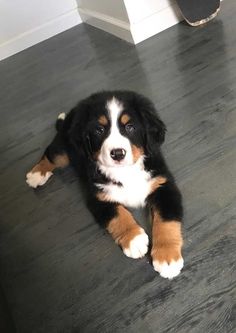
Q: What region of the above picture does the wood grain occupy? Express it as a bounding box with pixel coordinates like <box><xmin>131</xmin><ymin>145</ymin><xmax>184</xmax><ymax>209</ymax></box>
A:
<box><xmin>0</xmin><ymin>1</ymin><xmax>235</xmax><ymax>332</ymax></box>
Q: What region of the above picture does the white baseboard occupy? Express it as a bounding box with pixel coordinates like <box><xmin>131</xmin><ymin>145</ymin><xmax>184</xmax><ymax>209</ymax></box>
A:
<box><xmin>79</xmin><ymin>8</ymin><xmax>133</xmax><ymax>43</ymax></box>
<box><xmin>0</xmin><ymin>9</ymin><xmax>82</xmax><ymax>61</ymax></box>
<box><xmin>79</xmin><ymin>3</ymin><xmax>183</xmax><ymax>44</ymax></box>
<box><xmin>131</xmin><ymin>3</ymin><xmax>182</xmax><ymax>44</ymax></box>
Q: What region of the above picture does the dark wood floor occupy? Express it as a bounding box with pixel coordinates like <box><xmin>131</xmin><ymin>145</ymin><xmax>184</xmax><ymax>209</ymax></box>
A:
<box><xmin>0</xmin><ymin>1</ymin><xmax>236</xmax><ymax>332</ymax></box>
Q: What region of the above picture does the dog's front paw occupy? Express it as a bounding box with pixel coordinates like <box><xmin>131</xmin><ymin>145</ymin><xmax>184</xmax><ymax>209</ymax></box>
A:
<box><xmin>152</xmin><ymin>246</ymin><xmax>184</xmax><ymax>279</ymax></box>
<box><xmin>153</xmin><ymin>257</ymin><xmax>184</xmax><ymax>279</ymax></box>
<box><xmin>123</xmin><ymin>230</ymin><xmax>149</xmax><ymax>259</ymax></box>
<box><xmin>26</xmin><ymin>171</ymin><xmax>53</xmax><ymax>188</ymax></box>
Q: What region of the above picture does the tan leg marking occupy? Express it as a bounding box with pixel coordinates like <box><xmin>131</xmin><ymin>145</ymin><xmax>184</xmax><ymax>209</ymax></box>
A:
<box><xmin>151</xmin><ymin>211</ymin><xmax>183</xmax><ymax>279</ymax></box>
<box><xmin>26</xmin><ymin>154</ymin><xmax>69</xmax><ymax>188</ymax></box>
<box><xmin>107</xmin><ymin>205</ymin><xmax>149</xmax><ymax>259</ymax></box>
<box><xmin>53</xmin><ymin>154</ymin><xmax>70</xmax><ymax>168</ymax></box>
<box><xmin>29</xmin><ymin>156</ymin><xmax>55</xmax><ymax>175</ymax></box>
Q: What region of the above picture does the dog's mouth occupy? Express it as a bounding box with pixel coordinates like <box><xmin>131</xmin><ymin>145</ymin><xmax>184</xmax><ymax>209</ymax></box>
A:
<box><xmin>98</xmin><ymin>159</ymin><xmax>134</xmax><ymax>168</ymax></box>
<box><xmin>112</xmin><ymin>159</ymin><xmax>128</xmax><ymax>166</ymax></box>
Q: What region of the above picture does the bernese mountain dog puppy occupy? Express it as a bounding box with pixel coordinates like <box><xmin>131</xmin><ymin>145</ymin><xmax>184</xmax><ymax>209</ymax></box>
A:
<box><xmin>26</xmin><ymin>91</ymin><xmax>184</xmax><ymax>279</ymax></box>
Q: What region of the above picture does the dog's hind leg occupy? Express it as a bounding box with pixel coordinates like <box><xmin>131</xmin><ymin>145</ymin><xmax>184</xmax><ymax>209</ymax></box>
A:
<box><xmin>26</xmin><ymin>151</ymin><xmax>69</xmax><ymax>188</ymax></box>
<box><xmin>26</xmin><ymin>114</ymin><xmax>70</xmax><ymax>188</ymax></box>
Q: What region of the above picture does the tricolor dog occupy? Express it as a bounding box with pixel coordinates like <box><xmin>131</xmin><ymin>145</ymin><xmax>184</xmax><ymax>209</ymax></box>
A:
<box><xmin>26</xmin><ymin>91</ymin><xmax>184</xmax><ymax>279</ymax></box>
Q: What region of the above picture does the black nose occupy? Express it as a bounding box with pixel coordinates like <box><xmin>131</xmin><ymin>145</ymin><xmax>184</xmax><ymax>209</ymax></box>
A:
<box><xmin>110</xmin><ymin>148</ymin><xmax>126</xmax><ymax>161</ymax></box>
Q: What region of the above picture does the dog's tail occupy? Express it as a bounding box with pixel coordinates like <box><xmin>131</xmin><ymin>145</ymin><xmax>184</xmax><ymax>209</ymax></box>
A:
<box><xmin>55</xmin><ymin>113</ymin><xmax>66</xmax><ymax>132</ymax></box>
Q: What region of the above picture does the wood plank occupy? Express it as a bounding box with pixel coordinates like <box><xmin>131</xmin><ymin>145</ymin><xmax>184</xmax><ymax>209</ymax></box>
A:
<box><xmin>0</xmin><ymin>1</ymin><xmax>235</xmax><ymax>332</ymax></box>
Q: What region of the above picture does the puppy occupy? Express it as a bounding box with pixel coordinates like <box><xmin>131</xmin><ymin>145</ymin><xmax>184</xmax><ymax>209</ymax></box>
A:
<box><xmin>26</xmin><ymin>91</ymin><xmax>184</xmax><ymax>279</ymax></box>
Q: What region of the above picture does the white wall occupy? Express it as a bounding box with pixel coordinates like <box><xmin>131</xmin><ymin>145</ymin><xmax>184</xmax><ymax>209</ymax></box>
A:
<box><xmin>78</xmin><ymin>0</ymin><xmax>129</xmax><ymax>22</ymax></box>
<box><xmin>0</xmin><ymin>0</ymin><xmax>82</xmax><ymax>61</ymax></box>
<box><xmin>124</xmin><ymin>0</ymin><xmax>177</xmax><ymax>24</ymax></box>
<box><xmin>78</xmin><ymin>0</ymin><xmax>182</xmax><ymax>44</ymax></box>
<box><xmin>0</xmin><ymin>0</ymin><xmax>182</xmax><ymax>60</ymax></box>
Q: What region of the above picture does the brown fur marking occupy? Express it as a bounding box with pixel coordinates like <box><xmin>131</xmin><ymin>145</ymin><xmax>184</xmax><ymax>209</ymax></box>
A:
<box><xmin>120</xmin><ymin>114</ymin><xmax>130</xmax><ymax>125</ymax></box>
<box><xmin>150</xmin><ymin>176</ymin><xmax>167</xmax><ymax>194</ymax></box>
<box><xmin>98</xmin><ymin>115</ymin><xmax>108</xmax><ymax>126</ymax></box>
<box><xmin>54</xmin><ymin>154</ymin><xmax>70</xmax><ymax>168</ymax></box>
<box><xmin>107</xmin><ymin>205</ymin><xmax>143</xmax><ymax>249</ymax></box>
<box><xmin>30</xmin><ymin>156</ymin><xmax>55</xmax><ymax>176</ymax></box>
<box><xmin>97</xmin><ymin>191</ymin><xmax>111</xmax><ymax>202</ymax></box>
<box><xmin>131</xmin><ymin>145</ymin><xmax>144</xmax><ymax>162</ymax></box>
<box><xmin>93</xmin><ymin>150</ymin><xmax>101</xmax><ymax>161</ymax></box>
<box><xmin>30</xmin><ymin>154</ymin><xmax>69</xmax><ymax>175</ymax></box>
<box><xmin>151</xmin><ymin>211</ymin><xmax>183</xmax><ymax>263</ymax></box>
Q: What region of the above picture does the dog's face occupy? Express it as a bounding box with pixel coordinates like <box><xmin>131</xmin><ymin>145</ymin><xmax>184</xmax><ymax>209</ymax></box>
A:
<box><xmin>89</xmin><ymin>97</ymin><xmax>146</xmax><ymax>167</ymax></box>
<box><xmin>70</xmin><ymin>91</ymin><xmax>166</xmax><ymax>167</ymax></box>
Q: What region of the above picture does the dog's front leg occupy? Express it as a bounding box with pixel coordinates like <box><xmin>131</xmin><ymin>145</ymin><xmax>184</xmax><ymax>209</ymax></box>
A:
<box><xmin>147</xmin><ymin>181</ymin><xmax>184</xmax><ymax>279</ymax></box>
<box><xmin>92</xmin><ymin>199</ymin><xmax>149</xmax><ymax>259</ymax></box>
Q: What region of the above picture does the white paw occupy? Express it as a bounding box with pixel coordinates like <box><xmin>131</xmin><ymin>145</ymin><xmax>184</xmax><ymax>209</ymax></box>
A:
<box><xmin>153</xmin><ymin>258</ymin><xmax>184</xmax><ymax>279</ymax></box>
<box><xmin>123</xmin><ymin>231</ymin><xmax>149</xmax><ymax>259</ymax></box>
<box><xmin>26</xmin><ymin>171</ymin><xmax>53</xmax><ymax>188</ymax></box>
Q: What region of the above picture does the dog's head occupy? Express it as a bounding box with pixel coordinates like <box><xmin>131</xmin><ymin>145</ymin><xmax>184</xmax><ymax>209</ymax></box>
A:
<box><xmin>69</xmin><ymin>91</ymin><xmax>166</xmax><ymax>167</ymax></box>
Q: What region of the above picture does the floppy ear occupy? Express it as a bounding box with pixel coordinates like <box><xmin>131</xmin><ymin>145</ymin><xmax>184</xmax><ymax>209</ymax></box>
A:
<box><xmin>132</xmin><ymin>93</ymin><xmax>166</xmax><ymax>154</ymax></box>
<box><xmin>144</xmin><ymin>109</ymin><xmax>166</xmax><ymax>154</ymax></box>
<box><xmin>67</xmin><ymin>101</ymin><xmax>93</xmax><ymax>159</ymax></box>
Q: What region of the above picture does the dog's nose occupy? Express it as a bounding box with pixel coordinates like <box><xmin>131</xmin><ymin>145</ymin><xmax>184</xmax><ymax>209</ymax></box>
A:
<box><xmin>110</xmin><ymin>148</ymin><xmax>126</xmax><ymax>161</ymax></box>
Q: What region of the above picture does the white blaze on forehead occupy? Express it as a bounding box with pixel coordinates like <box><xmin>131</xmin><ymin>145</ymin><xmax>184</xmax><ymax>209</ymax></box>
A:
<box><xmin>106</xmin><ymin>97</ymin><xmax>123</xmax><ymax>126</ymax></box>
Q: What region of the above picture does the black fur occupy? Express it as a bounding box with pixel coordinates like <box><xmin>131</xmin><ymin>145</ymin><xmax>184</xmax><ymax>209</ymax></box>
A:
<box><xmin>44</xmin><ymin>91</ymin><xmax>183</xmax><ymax>226</ymax></box>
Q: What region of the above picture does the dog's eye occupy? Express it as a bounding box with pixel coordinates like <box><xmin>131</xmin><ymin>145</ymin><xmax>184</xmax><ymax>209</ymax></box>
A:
<box><xmin>125</xmin><ymin>123</ymin><xmax>135</xmax><ymax>133</ymax></box>
<box><xmin>95</xmin><ymin>125</ymin><xmax>105</xmax><ymax>136</ymax></box>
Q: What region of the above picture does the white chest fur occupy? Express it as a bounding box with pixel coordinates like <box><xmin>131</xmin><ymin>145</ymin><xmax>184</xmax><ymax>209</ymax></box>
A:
<box><xmin>96</xmin><ymin>158</ymin><xmax>152</xmax><ymax>208</ymax></box>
